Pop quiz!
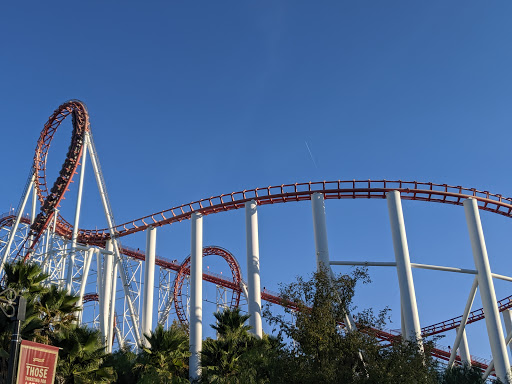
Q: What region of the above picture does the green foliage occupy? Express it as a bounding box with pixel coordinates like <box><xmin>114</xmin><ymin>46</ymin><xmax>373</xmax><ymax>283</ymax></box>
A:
<box><xmin>362</xmin><ymin>339</ymin><xmax>439</xmax><ymax>384</ymax></box>
<box><xmin>210</xmin><ymin>308</ymin><xmax>251</xmax><ymax>338</ymax></box>
<box><xmin>0</xmin><ymin>261</ymin><xmax>108</xmax><ymax>384</ymax></box>
<box><xmin>263</xmin><ymin>267</ymin><xmax>441</xmax><ymax>384</ymax></box>
<box><xmin>135</xmin><ymin>322</ymin><xmax>190</xmax><ymax>383</ymax></box>
<box><xmin>53</xmin><ymin>326</ymin><xmax>115</xmax><ymax>384</ymax></box>
<box><xmin>200</xmin><ymin>308</ymin><xmax>280</xmax><ymax>384</ymax></box>
<box><xmin>0</xmin><ymin>261</ymin><xmax>80</xmax><ymax>346</ymax></box>
<box><xmin>0</xmin><ymin>260</ymin><xmax>501</xmax><ymax>384</ymax></box>
<box><xmin>3</xmin><ymin>259</ymin><xmax>48</xmax><ymax>296</ymax></box>
<box><xmin>102</xmin><ymin>347</ymin><xmax>138</xmax><ymax>384</ymax></box>
<box><xmin>439</xmin><ymin>363</ymin><xmax>487</xmax><ymax>384</ymax></box>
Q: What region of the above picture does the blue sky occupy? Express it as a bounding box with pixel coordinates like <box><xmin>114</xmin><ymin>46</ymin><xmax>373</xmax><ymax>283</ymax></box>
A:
<box><xmin>2</xmin><ymin>1</ymin><xmax>512</xmax><ymax>360</ymax></box>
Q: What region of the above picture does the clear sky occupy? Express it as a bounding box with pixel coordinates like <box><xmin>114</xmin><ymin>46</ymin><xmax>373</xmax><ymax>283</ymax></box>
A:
<box><xmin>2</xmin><ymin>1</ymin><xmax>512</xmax><ymax>361</ymax></box>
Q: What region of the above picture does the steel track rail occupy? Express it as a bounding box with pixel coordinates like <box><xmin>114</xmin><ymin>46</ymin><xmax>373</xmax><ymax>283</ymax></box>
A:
<box><xmin>62</xmin><ymin>180</ymin><xmax>512</xmax><ymax>244</ymax></box>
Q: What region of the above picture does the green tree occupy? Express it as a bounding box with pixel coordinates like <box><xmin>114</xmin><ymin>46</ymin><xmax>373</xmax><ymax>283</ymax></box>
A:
<box><xmin>263</xmin><ymin>267</ymin><xmax>440</xmax><ymax>384</ymax></box>
<box><xmin>101</xmin><ymin>346</ymin><xmax>138</xmax><ymax>384</ymax></box>
<box><xmin>53</xmin><ymin>326</ymin><xmax>115</xmax><ymax>384</ymax></box>
<box><xmin>201</xmin><ymin>308</ymin><xmax>282</xmax><ymax>384</ymax></box>
<box><xmin>136</xmin><ymin>322</ymin><xmax>190</xmax><ymax>383</ymax></box>
<box><xmin>0</xmin><ymin>261</ymin><xmax>109</xmax><ymax>384</ymax></box>
<box><xmin>439</xmin><ymin>363</ymin><xmax>487</xmax><ymax>384</ymax></box>
<box><xmin>0</xmin><ymin>261</ymin><xmax>80</xmax><ymax>346</ymax></box>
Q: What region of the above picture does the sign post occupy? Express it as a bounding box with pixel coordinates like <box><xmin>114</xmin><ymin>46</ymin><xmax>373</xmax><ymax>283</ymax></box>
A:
<box><xmin>5</xmin><ymin>295</ymin><xmax>26</xmax><ymax>384</ymax></box>
<box><xmin>15</xmin><ymin>341</ymin><xmax>59</xmax><ymax>384</ymax></box>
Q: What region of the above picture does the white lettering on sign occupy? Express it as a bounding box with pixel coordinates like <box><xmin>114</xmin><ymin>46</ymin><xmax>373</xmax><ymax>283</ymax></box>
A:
<box><xmin>25</xmin><ymin>363</ymin><xmax>49</xmax><ymax>378</ymax></box>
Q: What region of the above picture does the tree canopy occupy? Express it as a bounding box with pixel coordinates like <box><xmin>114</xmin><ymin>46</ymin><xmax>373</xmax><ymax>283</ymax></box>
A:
<box><xmin>0</xmin><ymin>261</ymin><xmax>500</xmax><ymax>383</ymax></box>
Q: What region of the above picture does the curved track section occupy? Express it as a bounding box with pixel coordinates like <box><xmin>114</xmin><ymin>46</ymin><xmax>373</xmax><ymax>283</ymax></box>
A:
<box><xmin>173</xmin><ymin>246</ymin><xmax>242</xmax><ymax>328</ymax></box>
<box><xmin>67</xmin><ymin>180</ymin><xmax>512</xmax><ymax>244</ymax></box>
<box><xmin>29</xmin><ymin>100</ymin><xmax>89</xmax><ymax>250</ymax></box>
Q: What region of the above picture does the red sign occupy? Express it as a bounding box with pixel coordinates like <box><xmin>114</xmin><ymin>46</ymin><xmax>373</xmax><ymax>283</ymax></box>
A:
<box><xmin>16</xmin><ymin>340</ymin><xmax>59</xmax><ymax>384</ymax></box>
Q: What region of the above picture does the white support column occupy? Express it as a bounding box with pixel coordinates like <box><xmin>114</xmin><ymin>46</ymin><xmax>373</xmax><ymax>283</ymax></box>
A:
<box><xmin>311</xmin><ymin>192</ymin><xmax>330</xmax><ymax>271</ymax></box>
<box><xmin>245</xmin><ymin>200</ymin><xmax>262</xmax><ymax>339</ymax></box>
<box><xmin>29</xmin><ymin>183</ymin><xmax>37</xmax><ymax>249</ymax></box>
<box><xmin>503</xmin><ymin>310</ymin><xmax>512</xmax><ymax>356</ymax></box>
<box><xmin>312</xmin><ymin>193</ymin><xmax>358</xmax><ymax>332</ymax></box>
<box><xmin>189</xmin><ymin>212</ymin><xmax>203</xmax><ymax>382</ymax></box>
<box><xmin>142</xmin><ymin>226</ymin><xmax>157</xmax><ymax>346</ymax></box>
<box><xmin>108</xmin><ymin>258</ymin><xmax>118</xmax><ymax>353</ymax></box>
<box><xmin>401</xmin><ymin>307</ymin><xmax>406</xmax><ymax>338</ymax></box>
<box><xmin>456</xmin><ymin>327</ymin><xmax>471</xmax><ymax>365</ymax></box>
<box><xmin>386</xmin><ymin>191</ymin><xmax>422</xmax><ymax>343</ymax></box>
<box><xmin>464</xmin><ymin>198</ymin><xmax>510</xmax><ymax>382</ymax></box>
<box><xmin>96</xmin><ymin>249</ymin><xmax>105</xmax><ymax>340</ymax></box>
<box><xmin>102</xmin><ymin>240</ymin><xmax>114</xmax><ymax>348</ymax></box>
<box><xmin>240</xmin><ymin>282</ymin><xmax>249</xmax><ymax>303</ymax></box>
<box><xmin>460</xmin><ymin>334</ymin><xmax>471</xmax><ymax>366</ymax></box>
<box><xmin>77</xmin><ymin>248</ymin><xmax>95</xmax><ymax>324</ymax></box>
<box><xmin>0</xmin><ymin>173</ymin><xmax>35</xmax><ymax>275</ymax></box>
<box><xmin>483</xmin><ymin>330</ymin><xmax>512</xmax><ymax>381</ymax></box>
<box><xmin>448</xmin><ymin>276</ymin><xmax>478</xmax><ymax>367</ymax></box>
<box><xmin>30</xmin><ymin>183</ymin><xmax>37</xmax><ymax>225</ymax></box>
<box><xmin>66</xmin><ymin>142</ymin><xmax>88</xmax><ymax>293</ymax></box>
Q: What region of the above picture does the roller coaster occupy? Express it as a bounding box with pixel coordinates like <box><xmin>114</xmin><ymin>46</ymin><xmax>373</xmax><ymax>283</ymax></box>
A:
<box><xmin>1</xmin><ymin>101</ymin><xmax>511</xmax><ymax>382</ymax></box>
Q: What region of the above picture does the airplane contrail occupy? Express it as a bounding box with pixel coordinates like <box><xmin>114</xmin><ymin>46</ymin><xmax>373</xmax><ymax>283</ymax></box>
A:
<box><xmin>305</xmin><ymin>141</ymin><xmax>318</xmax><ymax>168</ymax></box>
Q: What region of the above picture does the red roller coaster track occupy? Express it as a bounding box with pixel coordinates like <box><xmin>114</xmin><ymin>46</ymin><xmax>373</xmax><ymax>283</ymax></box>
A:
<box><xmin>28</xmin><ymin>100</ymin><xmax>89</xmax><ymax>253</ymax></box>
<box><xmin>8</xmin><ymin>100</ymin><xmax>512</xmax><ymax>376</ymax></box>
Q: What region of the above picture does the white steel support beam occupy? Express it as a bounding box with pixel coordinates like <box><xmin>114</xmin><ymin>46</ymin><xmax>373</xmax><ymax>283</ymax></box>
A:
<box><xmin>448</xmin><ymin>276</ymin><xmax>478</xmax><ymax>367</ymax></box>
<box><xmin>86</xmin><ymin>131</ymin><xmax>142</xmax><ymax>346</ymax></box>
<box><xmin>189</xmin><ymin>212</ymin><xmax>203</xmax><ymax>382</ymax></box>
<box><xmin>96</xmin><ymin>249</ymin><xmax>105</xmax><ymax>337</ymax></box>
<box><xmin>503</xmin><ymin>310</ymin><xmax>512</xmax><ymax>356</ymax></box>
<box><xmin>142</xmin><ymin>226</ymin><xmax>157</xmax><ymax>346</ymax></box>
<box><xmin>40</xmin><ymin>212</ymin><xmax>58</xmax><ymax>275</ymax></box>
<box><xmin>330</xmin><ymin>260</ymin><xmax>512</xmax><ymax>282</ymax></box>
<box><xmin>108</xmin><ymin>256</ymin><xmax>118</xmax><ymax>353</ymax></box>
<box><xmin>29</xmin><ymin>183</ymin><xmax>37</xmax><ymax>249</ymax></box>
<box><xmin>0</xmin><ymin>172</ymin><xmax>35</xmax><ymax>275</ymax></box>
<box><xmin>240</xmin><ymin>282</ymin><xmax>249</xmax><ymax>303</ymax></box>
<box><xmin>456</xmin><ymin>327</ymin><xmax>472</xmax><ymax>365</ymax></box>
<box><xmin>30</xmin><ymin>183</ymin><xmax>37</xmax><ymax>225</ymax></box>
<box><xmin>245</xmin><ymin>200</ymin><xmax>262</xmax><ymax>339</ymax></box>
<box><xmin>66</xmin><ymin>140</ymin><xmax>88</xmax><ymax>293</ymax></box>
<box><xmin>463</xmin><ymin>198</ymin><xmax>510</xmax><ymax>382</ymax></box>
<box><xmin>483</xmin><ymin>330</ymin><xmax>512</xmax><ymax>381</ymax></box>
<box><xmin>102</xmin><ymin>240</ymin><xmax>114</xmax><ymax>348</ymax></box>
<box><xmin>77</xmin><ymin>248</ymin><xmax>95</xmax><ymax>324</ymax></box>
<box><xmin>386</xmin><ymin>191</ymin><xmax>422</xmax><ymax>343</ymax></box>
<box><xmin>311</xmin><ymin>192</ymin><xmax>330</xmax><ymax>271</ymax></box>
<box><xmin>312</xmin><ymin>193</ymin><xmax>357</xmax><ymax>331</ymax></box>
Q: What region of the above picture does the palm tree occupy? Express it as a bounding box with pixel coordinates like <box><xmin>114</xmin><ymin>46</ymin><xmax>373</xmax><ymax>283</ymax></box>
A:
<box><xmin>54</xmin><ymin>326</ymin><xmax>114</xmax><ymax>384</ymax></box>
<box><xmin>0</xmin><ymin>261</ymin><xmax>108</xmax><ymax>384</ymax></box>
<box><xmin>3</xmin><ymin>260</ymin><xmax>48</xmax><ymax>296</ymax></box>
<box><xmin>136</xmin><ymin>322</ymin><xmax>190</xmax><ymax>383</ymax></box>
<box><xmin>200</xmin><ymin>308</ymin><xmax>277</xmax><ymax>384</ymax></box>
<box><xmin>210</xmin><ymin>308</ymin><xmax>251</xmax><ymax>338</ymax></box>
<box><xmin>0</xmin><ymin>261</ymin><xmax>49</xmax><ymax>373</ymax></box>
<box><xmin>101</xmin><ymin>346</ymin><xmax>138</xmax><ymax>384</ymax></box>
<box><xmin>37</xmin><ymin>285</ymin><xmax>80</xmax><ymax>342</ymax></box>
<box><xmin>0</xmin><ymin>261</ymin><xmax>80</xmax><ymax>345</ymax></box>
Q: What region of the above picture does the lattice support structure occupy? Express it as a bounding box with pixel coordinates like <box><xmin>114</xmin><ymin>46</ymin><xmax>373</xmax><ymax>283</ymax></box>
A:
<box><xmin>157</xmin><ymin>265</ymin><xmax>176</xmax><ymax>327</ymax></box>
